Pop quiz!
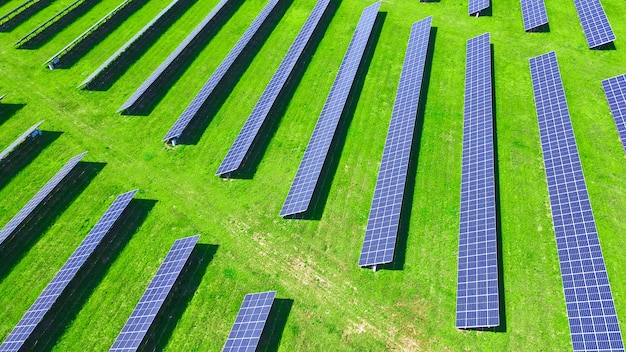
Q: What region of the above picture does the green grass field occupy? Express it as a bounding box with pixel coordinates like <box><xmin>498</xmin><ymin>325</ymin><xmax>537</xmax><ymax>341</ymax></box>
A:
<box><xmin>1</xmin><ymin>0</ymin><xmax>625</xmax><ymax>350</ymax></box>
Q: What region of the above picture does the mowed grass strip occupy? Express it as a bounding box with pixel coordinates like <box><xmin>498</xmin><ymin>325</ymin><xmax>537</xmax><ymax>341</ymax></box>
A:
<box><xmin>0</xmin><ymin>0</ymin><xmax>625</xmax><ymax>350</ymax></box>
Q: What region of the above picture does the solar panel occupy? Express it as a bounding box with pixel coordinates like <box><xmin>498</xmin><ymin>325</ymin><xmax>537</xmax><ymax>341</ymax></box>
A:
<box><xmin>14</xmin><ymin>0</ymin><xmax>87</xmax><ymax>48</ymax></box>
<box><xmin>222</xmin><ymin>291</ymin><xmax>276</xmax><ymax>352</ymax></box>
<box><xmin>109</xmin><ymin>235</ymin><xmax>199</xmax><ymax>352</ymax></box>
<box><xmin>0</xmin><ymin>152</ymin><xmax>86</xmax><ymax>246</ymax></box>
<box><xmin>573</xmin><ymin>0</ymin><xmax>615</xmax><ymax>49</ymax></box>
<box><xmin>279</xmin><ymin>1</ymin><xmax>381</xmax><ymax>217</ymax></box>
<box><xmin>520</xmin><ymin>0</ymin><xmax>548</xmax><ymax>31</ymax></box>
<box><xmin>0</xmin><ymin>0</ymin><xmax>40</xmax><ymax>27</ymax></box>
<box><xmin>530</xmin><ymin>51</ymin><xmax>624</xmax><ymax>351</ymax></box>
<box><xmin>601</xmin><ymin>74</ymin><xmax>626</xmax><ymax>155</ymax></box>
<box><xmin>455</xmin><ymin>32</ymin><xmax>499</xmax><ymax>329</ymax></box>
<box><xmin>45</xmin><ymin>0</ymin><xmax>134</xmax><ymax>69</ymax></box>
<box><xmin>358</xmin><ymin>17</ymin><xmax>432</xmax><ymax>269</ymax></box>
<box><xmin>118</xmin><ymin>0</ymin><xmax>231</xmax><ymax>113</ymax></box>
<box><xmin>0</xmin><ymin>120</ymin><xmax>43</xmax><ymax>162</ymax></box>
<box><xmin>0</xmin><ymin>190</ymin><xmax>137</xmax><ymax>352</ymax></box>
<box><xmin>215</xmin><ymin>0</ymin><xmax>331</xmax><ymax>176</ymax></box>
<box><xmin>468</xmin><ymin>0</ymin><xmax>489</xmax><ymax>15</ymax></box>
<box><xmin>79</xmin><ymin>0</ymin><xmax>183</xmax><ymax>89</ymax></box>
<box><xmin>163</xmin><ymin>0</ymin><xmax>281</xmax><ymax>143</ymax></box>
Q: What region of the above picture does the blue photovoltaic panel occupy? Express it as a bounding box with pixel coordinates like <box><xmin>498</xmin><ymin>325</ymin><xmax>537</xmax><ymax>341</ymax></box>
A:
<box><xmin>573</xmin><ymin>0</ymin><xmax>615</xmax><ymax>49</ymax></box>
<box><xmin>0</xmin><ymin>152</ymin><xmax>86</xmax><ymax>246</ymax></box>
<box><xmin>0</xmin><ymin>120</ymin><xmax>43</xmax><ymax>162</ymax></box>
<box><xmin>79</xmin><ymin>0</ymin><xmax>183</xmax><ymax>89</ymax></box>
<box><xmin>602</xmin><ymin>74</ymin><xmax>626</xmax><ymax>155</ymax></box>
<box><xmin>162</xmin><ymin>0</ymin><xmax>280</xmax><ymax>142</ymax></box>
<box><xmin>520</xmin><ymin>0</ymin><xmax>548</xmax><ymax>31</ymax></box>
<box><xmin>358</xmin><ymin>17</ymin><xmax>432</xmax><ymax>268</ymax></box>
<box><xmin>109</xmin><ymin>235</ymin><xmax>199</xmax><ymax>352</ymax></box>
<box><xmin>222</xmin><ymin>291</ymin><xmax>276</xmax><ymax>352</ymax></box>
<box><xmin>455</xmin><ymin>33</ymin><xmax>499</xmax><ymax>329</ymax></box>
<box><xmin>215</xmin><ymin>0</ymin><xmax>331</xmax><ymax>176</ymax></box>
<box><xmin>530</xmin><ymin>52</ymin><xmax>624</xmax><ymax>351</ymax></box>
<box><xmin>0</xmin><ymin>190</ymin><xmax>137</xmax><ymax>352</ymax></box>
<box><xmin>469</xmin><ymin>0</ymin><xmax>489</xmax><ymax>15</ymax></box>
<box><xmin>117</xmin><ymin>0</ymin><xmax>231</xmax><ymax>112</ymax></box>
<box><xmin>279</xmin><ymin>1</ymin><xmax>380</xmax><ymax>217</ymax></box>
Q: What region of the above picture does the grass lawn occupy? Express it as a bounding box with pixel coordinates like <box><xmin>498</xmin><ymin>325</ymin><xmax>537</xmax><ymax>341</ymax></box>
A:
<box><xmin>1</xmin><ymin>0</ymin><xmax>625</xmax><ymax>350</ymax></box>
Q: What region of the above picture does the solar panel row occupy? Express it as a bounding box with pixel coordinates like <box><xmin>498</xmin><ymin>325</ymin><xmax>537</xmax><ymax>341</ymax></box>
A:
<box><xmin>109</xmin><ymin>235</ymin><xmax>199</xmax><ymax>352</ymax></box>
<box><xmin>0</xmin><ymin>190</ymin><xmax>137</xmax><ymax>352</ymax></box>
<box><xmin>163</xmin><ymin>0</ymin><xmax>281</xmax><ymax>144</ymax></box>
<box><xmin>222</xmin><ymin>291</ymin><xmax>276</xmax><ymax>352</ymax></box>
<box><xmin>279</xmin><ymin>1</ymin><xmax>381</xmax><ymax>217</ymax></box>
<box><xmin>79</xmin><ymin>0</ymin><xmax>183</xmax><ymax>89</ymax></box>
<box><xmin>215</xmin><ymin>0</ymin><xmax>332</xmax><ymax>176</ymax></box>
<box><xmin>572</xmin><ymin>0</ymin><xmax>615</xmax><ymax>49</ymax></box>
<box><xmin>0</xmin><ymin>121</ymin><xmax>43</xmax><ymax>162</ymax></box>
<box><xmin>530</xmin><ymin>51</ymin><xmax>624</xmax><ymax>352</ymax></box>
<box><xmin>520</xmin><ymin>0</ymin><xmax>548</xmax><ymax>31</ymax></box>
<box><xmin>358</xmin><ymin>16</ymin><xmax>432</xmax><ymax>269</ymax></box>
<box><xmin>118</xmin><ymin>0</ymin><xmax>231</xmax><ymax>113</ymax></box>
<box><xmin>0</xmin><ymin>152</ymin><xmax>86</xmax><ymax>246</ymax></box>
<box><xmin>45</xmin><ymin>0</ymin><xmax>134</xmax><ymax>69</ymax></box>
<box><xmin>468</xmin><ymin>0</ymin><xmax>489</xmax><ymax>16</ymax></box>
<box><xmin>455</xmin><ymin>32</ymin><xmax>500</xmax><ymax>329</ymax></box>
<box><xmin>602</xmin><ymin>74</ymin><xmax>626</xmax><ymax>155</ymax></box>
<box><xmin>14</xmin><ymin>0</ymin><xmax>87</xmax><ymax>48</ymax></box>
<box><xmin>0</xmin><ymin>0</ymin><xmax>40</xmax><ymax>27</ymax></box>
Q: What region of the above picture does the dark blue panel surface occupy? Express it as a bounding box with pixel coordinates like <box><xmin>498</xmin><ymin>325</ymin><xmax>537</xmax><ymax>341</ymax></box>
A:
<box><xmin>358</xmin><ymin>16</ymin><xmax>432</xmax><ymax>268</ymax></box>
<box><xmin>222</xmin><ymin>291</ymin><xmax>276</xmax><ymax>352</ymax></box>
<box><xmin>280</xmin><ymin>1</ymin><xmax>380</xmax><ymax>217</ymax></box>
<box><xmin>520</xmin><ymin>0</ymin><xmax>548</xmax><ymax>31</ymax></box>
<box><xmin>216</xmin><ymin>0</ymin><xmax>331</xmax><ymax>176</ymax></box>
<box><xmin>602</xmin><ymin>74</ymin><xmax>626</xmax><ymax>155</ymax></box>
<box><xmin>530</xmin><ymin>51</ymin><xmax>624</xmax><ymax>352</ymax></box>
<box><xmin>455</xmin><ymin>33</ymin><xmax>500</xmax><ymax>329</ymax></box>
<box><xmin>573</xmin><ymin>0</ymin><xmax>615</xmax><ymax>48</ymax></box>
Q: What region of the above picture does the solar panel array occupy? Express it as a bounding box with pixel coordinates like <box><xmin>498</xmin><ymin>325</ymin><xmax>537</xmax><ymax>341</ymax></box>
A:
<box><xmin>0</xmin><ymin>0</ymin><xmax>39</xmax><ymax>27</ymax></box>
<box><xmin>0</xmin><ymin>152</ymin><xmax>86</xmax><ymax>246</ymax></box>
<box><xmin>572</xmin><ymin>0</ymin><xmax>615</xmax><ymax>49</ymax></box>
<box><xmin>358</xmin><ymin>17</ymin><xmax>432</xmax><ymax>269</ymax></box>
<box><xmin>602</xmin><ymin>74</ymin><xmax>626</xmax><ymax>155</ymax></box>
<box><xmin>455</xmin><ymin>32</ymin><xmax>499</xmax><ymax>329</ymax></box>
<box><xmin>45</xmin><ymin>0</ymin><xmax>133</xmax><ymax>69</ymax></box>
<box><xmin>215</xmin><ymin>0</ymin><xmax>331</xmax><ymax>176</ymax></box>
<box><xmin>163</xmin><ymin>0</ymin><xmax>280</xmax><ymax>143</ymax></box>
<box><xmin>222</xmin><ymin>291</ymin><xmax>276</xmax><ymax>352</ymax></box>
<box><xmin>79</xmin><ymin>0</ymin><xmax>183</xmax><ymax>89</ymax></box>
<box><xmin>0</xmin><ymin>190</ymin><xmax>137</xmax><ymax>352</ymax></box>
<box><xmin>530</xmin><ymin>51</ymin><xmax>624</xmax><ymax>351</ymax></box>
<box><xmin>109</xmin><ymin>235</ymin><xmax>199</xmax><ymax>352</ymax></box>
<box><xmin>520</xmin><ymin>0</ymin><xmax>548</xmax><ymax>31</ymax></box>
<box><xmin>468</xmin><ymin>0</ymin><xmax>489</xmax><ymax>15</ymax></box>
<box><xmin>0</xmin><ymin>120</ymin><xmax>43</xmax><ymax>162</ymax></box>
<box><xmin>14</xmin><ymin>0</ymin><xmax>86</xmax><ymax>48</ymax></box>
<box><xmin>279</xmin><ymin>1</ymin><xmax>380</xmax><ymax>217</ymax></box>
<box><xmin>117</xmin><ymin>0</ymin><xmax>231</xmax><ymax>112</ymax></box>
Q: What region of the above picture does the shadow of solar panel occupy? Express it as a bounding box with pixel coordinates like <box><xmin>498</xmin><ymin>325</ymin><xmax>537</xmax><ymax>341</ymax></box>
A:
<box><xmin>455</xmin><ymin>33</ymin><xmax>500</xmax><ymax>329</ymax></box>
<box><xmin>279</xmin><ymin>1</ymin><xmax>381</xmax><ymax>218</ymax></box>
<box><xmin>520</xmin><ymin>0</ymin><xmax>548</xmax><ymax>31</ymax></box>
<box><xmin>0</xmin><ymin>121</ymin><xmax>43</xmax><ymax>162</ymax></box>
<box><xmin>215</xmin><ymin>0</ymin><xmax>331</xmax><ymax>177</ymax></box>
<box><xmin>358</xmin><ymin>16</ymin><xmax>432</xmax><ymax>269</ymax></box>
<box><xmin>109</xmin><ymin>235</ymin><xmax>199</xmax><ymax>352</ymax></box>
<box><xmin>79</xmin><ymin>0</ymin><xmax>182</xmax><ymax>89</ymax></box>
<box><xmin>469</xmin><ymin>0</ymin><xmax>489</xmax><ymax>15</ymax></box>
<box><xmin>602</xmin><ymin>74</ymin><xmax>626</xmax><ymax>155</ymax></box>
<box><xmin>573</xmin><ymin>0</ymin><xmax>615</xmax><ymax>49</ymax></box>
<box><xmin>162</xmin><ymin>0</ymin><xmax>281</xmax><ymax>143</ymax></box>
<box><xmin>0</xmin><ymin>152</ymin><xmax>86</xmax><ymax>246</ymax></box>
<box><xmin>0</xmin><ymin>190</ymin><xmax>137</xmax><ymax>352</ymax></box>
<box><xmin>222</xmin><ymin>291</ymin><xmax>276</xmax><ymax>352</ymax></box>
<box><xmin>117</xmin><ymin>0</ymin><xmax>232</xmax><ymax>113</ymax></box>
<box><xmin>530</xmin><ymin>52</ymin><xmax>624</xmax><ymax>352</ymax></box>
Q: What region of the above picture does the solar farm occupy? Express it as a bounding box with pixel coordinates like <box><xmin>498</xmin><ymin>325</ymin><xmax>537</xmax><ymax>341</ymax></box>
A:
<box><xmin>0</xmin><ymin>0</ymin><xmax>625</xmax><ymax>350</ymax></box>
